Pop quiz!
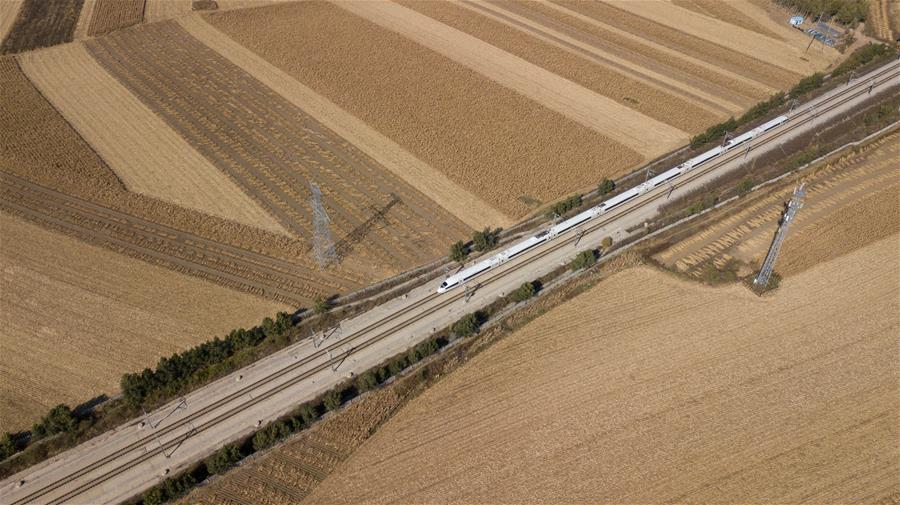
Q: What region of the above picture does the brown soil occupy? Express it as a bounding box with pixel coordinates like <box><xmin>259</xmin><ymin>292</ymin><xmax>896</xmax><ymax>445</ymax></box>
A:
<box><xmin>84</xmin><ymin>20</ymin><xmax>468</xmax><ymax>269</ymax></box>
<box><xmin>654</xmin><ymin>131</ymin><xmax>900</xmax><ymax>279</ymax></box>
<box><xmin>0</xmin><ymin>212</ymin><xmax>289</xmax><ymax>432</ymax></box>
<box><xmin>304</xmin><ymin>236</ymin><xmax>899</xmax><ymax>504</ymax></box>
<box><xmin>399</xmin><ymin>0</ymin><xmax>722</xmax><ymax>133</ymax></box>
<box><xmin>86</xmin><ymin>0</ymin><xmax>143</xmax><ymax>36</ymax></box>
<box><xmin>0</xmin><ymin>0</ymin><xmax>82</xmax><ymax>54</ymax></box>
<box><xmin>206</xmin><ymin>1</ymin><xmax>644</xmax><ymax>218</ymax></box>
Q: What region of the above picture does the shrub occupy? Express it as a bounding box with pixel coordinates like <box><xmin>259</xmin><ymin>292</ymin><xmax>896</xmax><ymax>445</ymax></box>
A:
<box><xmin>251</xmin><ymin>421</ymin><xmax>292</xmax><ymax>452</ymax></box>
<box><xmin>0</xmin><ymin>433</ymin><xmax>19</xmax><ymax>460</ymax></box>
<box><xmin>546</xmin><ymin>194</ymin><xmax>582</xmax><ymax>218</ymax></box>
<box><xmin>570</xmin><ymin>249</ymin><xmax>597</xmax><ymax>271</ymax></box>
<box><xmin>323</xmin><ymin>389</ymin><xmax>342</xmax><ymax>412</ymax></box>
<box><xmin>313</xmin><ymin>296</ymin><xmax>330</xmax><ymax>315</ymax></box>
<box><xmin>449</xmin><ymin>240</ymin><xmax>468</xmax><ymax>264</ymax></box>
<box><xmin>737</xmin><ymin>178</ymin><xmax>754</xmax><ymax>195</ymax></box>
<box><xmin>452</xmin><ymin>312</ymin><xmax>483</xmax><ymax>338</ymax></box>
<box><xmin>31</xmin><ymin>404</ymin><xmax>75</xmax><ymax>439</ymax></box>
<box><xmin>472</xmin><ymin>228</ymin><xmax>500</xmax><ymax>252</ymax></box>
<box><xmin>739</xmin><ymin>92</ymin><xmax>786</xmax><ymax>124</ymax></box>
<box><xmin>790</xmin><ymin>73</ymin><xmax>824</xmax><ymax>97</ymax></box>
<box><xmin>205</xmin><ymin>444</ymin><xmax>242</xmax><ymax>475</ymax></box>
<box><xmin>356</xmin><ymin>370</ymin><xmax>378</xmax><ymax>393</ymax></box>
<box><xmin>833</xmin><ymin>43</ymin><xmax>896</xmax><ymax>77</ymax></box>
<box><xmin>597</xmin><ymin>178</ymin><xmax>616</xmax><ymax>195</ymax></box>
<box><xmin>143</xmin><ymin>473</ymin><xmax>197</xmax><ymax>505</ymax></box>
<box><xmin>294</xmin><ymin>402</ymin><xmax>319</xmax><ymax>427</ymax></box>
<box><xmin>388</xmin><ymin>356</ymin><xmax>407</xmax><ymax>376</ymax></box>
<box><xmin>601</xmin><ymin>236</ymin><xmax>613</xmax><ymax>250</ymax></box>
<box><xmin>511</xmin><ymin>281</ymin><xmax>536</xmax><ymax>303</ymax></box>
<box><xmin>690</xmin><ymin>116</ymin><xmax>737</xmax><ymax>148</ymax></box>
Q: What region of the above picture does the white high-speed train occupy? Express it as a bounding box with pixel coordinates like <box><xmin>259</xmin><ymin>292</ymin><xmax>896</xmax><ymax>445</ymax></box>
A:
<box><xmin>437</xmin><ymin>115</ymin><xmax>788</xmax><ymax>294</ymax></box>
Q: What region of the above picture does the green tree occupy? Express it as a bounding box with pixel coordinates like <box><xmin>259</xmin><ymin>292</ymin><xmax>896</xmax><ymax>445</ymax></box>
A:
<box><xmin>472</xmin><ymin>228</ymin><xmax>500</xmax><ymax>252</ymax></box>
<box><xmin>570</xmin><ymin>249</ymin><xmax>597</xmax><ymax>271</ymax></box>
<box><xmin>356</xmin><ymin>370</ymin><xmax>378</xmax><ymax>393</ymax></box>
<box><xmin>295</xmin><ymin>402</ymin><xmax>318</xmax><ymax>427</ymax></box>
<box><xmin>452</xmin><ymin>312</ymin><xmax>483</xmax><ymax>338</ymax></box>
<box><xmin>449</xmin><ymin>240</ymin><xmax>468</xmax><ymax>264</ymax></box>
<box><xmin>313</xmin><ymin>296</ymin><xmax>330</xmax><ymax>315</ymax></box>
<box><xmin>597</xmin><ymin>178</ymin><xmax>616</xmax><ymax>196</ymax></box>
<box><xmin>0</xmin><ymin>432</ymin><xmax>18</xmax><ymax>460</ymax></box>
<box><xmin>32</xmin><ymin>404</ymin><xmax>75</xmax><ymax>439</ymax></box>
<box><xmin>323</xmin><ymin>389</ymin><xmax>342</xmax><ymax>412</ymax></box>
<box><xmin>511</xmin><ymin>281</ymin><xmax>536</xmax><ymax>303</ymax></box>
<box><xmin>205</xmin><ymin>444</ymin><xmax>243</xmax><ymax>474</ymax></box>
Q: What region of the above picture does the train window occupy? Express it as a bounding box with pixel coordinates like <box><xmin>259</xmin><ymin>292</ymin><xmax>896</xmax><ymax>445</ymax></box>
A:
<box><xmin>440</xmin><ymin>281</ymin><xmax>448</xmax><ymax>288</ymax></box>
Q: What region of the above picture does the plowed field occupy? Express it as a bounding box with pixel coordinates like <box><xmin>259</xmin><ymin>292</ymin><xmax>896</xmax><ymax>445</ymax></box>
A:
<box><xmin>0</xmin><ymin>0</ymin><xmax>82</xmax><ymax>54</ymax></box>
<box><xmin>305</xmin><ymin>235</ymin><xmax>899</xmax><ymax>504</ymax></box>
<box><xmin>86</xmin><ymin>0</ymin><xmax>144</xmax><ymax>36</ymax></box>
<box><xmin>206</xmin><ymin>1</ymin><xmax>644</xmax><ymax>218</ymax></box>
<box><xmin>0</xmin><ymin>212</ymin><xmax>289</xmax><ymax>432</ymax></box>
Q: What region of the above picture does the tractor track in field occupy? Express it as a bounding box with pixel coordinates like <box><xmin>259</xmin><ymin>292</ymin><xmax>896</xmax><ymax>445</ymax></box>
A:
<box><xmin>0</xmin><ymin>172</ymin><xmax>362</xmax><ymax>306</ymax></box>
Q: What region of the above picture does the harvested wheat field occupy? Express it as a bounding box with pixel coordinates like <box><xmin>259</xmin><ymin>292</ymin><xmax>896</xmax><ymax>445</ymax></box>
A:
<box><xmin>868</xmin><ymin>0</ymin><xmax>895</xmax><ymax>41</ymax></box>
<box><xmin>0</xmin><ymin>0</ymin><xmax>82</xmax><ymax>54</ymax></box>
<box><xmin>206</xmin><ymin>1</ymin><xmax>644</xmax><ymax>218</ymax></box>
<box><xmin>655</xmin><ymin>131</ymin><xmax>900</xmax><ymax>279</ymax></box>
<box><xmin>0</xmin><ymin>213</ymin><xmax>289</xmax><ymax>432</ymax></box>
<box><xmin>305</xmin><ymin>235</ymin><xmax>899</xmax><ymax>504</ymax></box>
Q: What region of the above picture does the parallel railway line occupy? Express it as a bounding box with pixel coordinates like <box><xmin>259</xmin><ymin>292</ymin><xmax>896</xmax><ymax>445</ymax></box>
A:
<box><xmin>6</xmin><ymin>60</ymin><xmax>898</xmax><ymax>505</ymax></box>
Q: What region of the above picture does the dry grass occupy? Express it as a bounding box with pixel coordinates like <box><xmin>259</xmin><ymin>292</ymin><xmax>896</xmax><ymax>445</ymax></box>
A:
<box><xmin>16</xmin><ymin>42</ymin><xmax>287</xmax><ymax>236</ymax></box>
<box><xmin>305</xmin><ymin>235</ymin><xmax>899</xmax><ymax>504</ymax></box>
<box><xmin>655</xmin><ymin>132</ymin><xmax>900</xmax><ymax>279</ymax></box>
<box><xmin>338</xmin><ymin>0</ymin><xmax>689</xmax><ymax>157</ymax></box>
<box><xmin>86</xmin><ymin>0</ymin><xmax>144</xmax><ymax>36</ymax></box>
<box><xmin>207</xmin><ymin>1</ymin><xmax>643</xmax><ymax>218</ymax></box>
<box><xmin>178</xmin><ymin>14</ymin><xmax>508</xmax><ymax>230</ymax></box>
<box><xmin>401</xmin><ymin>0</ymin><xmax>726</xmax><ymax>131</ymax></box>
<box><xmin>0</xmin><ymin>213</ymin><xmax>289</xmax><ymax>432</ymax></box>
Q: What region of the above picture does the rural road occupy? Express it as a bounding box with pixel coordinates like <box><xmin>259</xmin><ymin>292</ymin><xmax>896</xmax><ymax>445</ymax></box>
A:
<box><xmin>2</xmin><ymin>58</ymin><xmax>897</xmax><ymax>505</ymax></box>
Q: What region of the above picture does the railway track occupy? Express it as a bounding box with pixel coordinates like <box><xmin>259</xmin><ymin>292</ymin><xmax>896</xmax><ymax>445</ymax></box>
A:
<box><xmin>0</xmin><ymin>173</ymin><xmax>363</xmax><ymax>305</ymax></box>
<box><xmin>6</xmin><ymin>60</ymin><xmax>898</xmax><ymax>505</ymax></box>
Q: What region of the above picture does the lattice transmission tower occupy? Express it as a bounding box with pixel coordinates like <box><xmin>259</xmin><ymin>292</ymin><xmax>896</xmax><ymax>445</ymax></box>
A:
<box><xmin>754</xmin><ymin>184</ymin><xmax>806</xmax><ymax>288</ymax></box>
<box><xmin>309</xmin><ymin>182</ymin><xmax>336</xmax><ymax>268</ymax></box>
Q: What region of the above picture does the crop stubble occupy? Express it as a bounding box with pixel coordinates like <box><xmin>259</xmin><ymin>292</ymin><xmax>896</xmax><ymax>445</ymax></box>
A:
<box><xmin>0</xmin><ymin>0</ymin><xmax>82</xmax><ymax>54</ymax></box>
<box><xmin>86</xmin><ymin>0</ymin><xmax>144</xmax><ymax>37</ymax></box>
<box><xmin>604</xmin><ymin>0</ymin><xmax>836</xmax><ymax>76</ymax></box>
<box><xmin>1</xmin><ymin>55</ymin><xmax>370</xmax><ymax>304</ymax></box>
<box><xmin>515</xmin><ymin>0</ymin><xmax>772</xmax><ymax>104</ymax></box>
<box><xmin>555</xmin><ymin>0</ymin><xmax>806</xmax><ymax>92</ymax></box>
<box><xmin>336</xmin><ymin>0</ymin><xmax>688</xmax><ymax>158</ymax></box>
<box><xmin>207</xmin><ymin>2</ymin><xmax>643</xmax><ymax>218</ymax></box>
<box><xmin>399</xmin><ymin>0</ymin><xmax>725</xmax><ymax>132</ymax></box>
<box><xmin>16</xmin><ymin>42</ymin><xmax>287</xmax><ymax>236</ymax></box>
<box><xmin>0</xmin><ymin>0</ymin><xmax>25</xmax><ymax>45</ymax></box>
<box><xmin>305</xmin><ymin>236</ymin><xmax>899</xmax><ymax>504</ymax></box>
<box><xmin>0</xmin><ymin>213</ymin><xmax>290</xmax><ymax>432</ymax></box>
<box><xmin>178</xmin><ymin>15</ymin><xmax>508</xmax><ymax>230</ymax></box>
<box><xmin>673</xmin><ymin>0</ymin><xmax>783</xmax><ymax>40</ymax></box>
<box><xmin>83</xmin><ymin>20</ymin><xmax>468</xmax><ymax>271</ymax></box>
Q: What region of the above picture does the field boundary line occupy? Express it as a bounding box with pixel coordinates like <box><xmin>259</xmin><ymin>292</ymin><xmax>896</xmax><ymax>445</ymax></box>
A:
<box><xmin>72</xmin><ymin>0</ymin><xmax>97</xmax><ymax>39</ymax></box>
<box><xmin>178</xmin><ymin>14</ymin><xmax>510</xmax><ymax>230</ymax></box>
<box><xmin>16</xmin><ymin>42</ymin><xmax>288</xmax><ymax>236</ymax></box>
<box><xmin>459</xmin><ymin>0</ymin><xmax>742</xmax><ymax>117</ymax></box>
<box><xmin>335</xmin><ymin>0</ymin><xmax>687</xmax><ymax>159</ymax></box>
